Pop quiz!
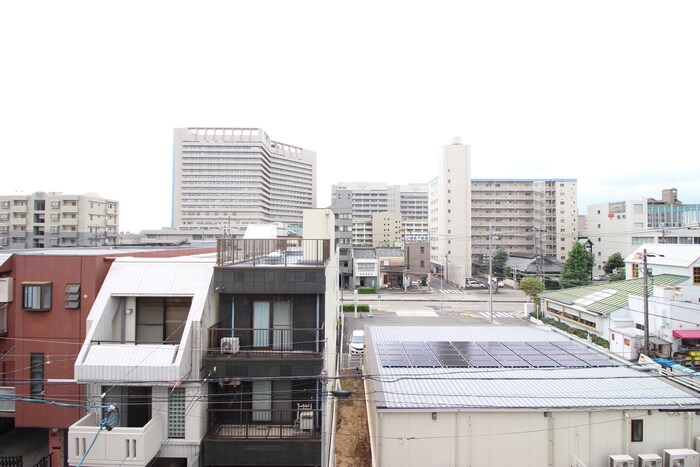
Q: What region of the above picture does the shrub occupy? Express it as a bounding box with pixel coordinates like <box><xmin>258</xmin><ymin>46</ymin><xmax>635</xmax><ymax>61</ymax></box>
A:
<box><xmin>357</xmin><ymin>287</ymin><xmax>376</xmax><ymax>294</ymax></box>
<box><xmin>542</xmin><ymin>318</ymin><xmax>609</xmax><ymax>349</ymax></box>
<box><xmin>342</xmin><ymin>303</ymin><xmax>370</xmax><ymax>312</ymax></box>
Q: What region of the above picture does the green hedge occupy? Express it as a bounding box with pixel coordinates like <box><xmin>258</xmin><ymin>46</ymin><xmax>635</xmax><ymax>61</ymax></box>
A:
<box><xmin>342</xmin><ymin>304</ymin><xmax>370</xmax><ymax>312</ymax></box>
<box><xmin>542</xmin><ymin>317</ymin><xmax>609</xmax><ymax>349</ymax></box>
<box><xmin>357</xmin><ymin>287</ymin><xmax>376</xmax><ymax>294</ymax></box>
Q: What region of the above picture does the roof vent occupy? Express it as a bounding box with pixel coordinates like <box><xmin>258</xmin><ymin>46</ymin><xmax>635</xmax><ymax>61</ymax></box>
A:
<box><xmin>451</xmin><ymin>136</ymin><xmax>462</xmax><ymax>145</ymax></box>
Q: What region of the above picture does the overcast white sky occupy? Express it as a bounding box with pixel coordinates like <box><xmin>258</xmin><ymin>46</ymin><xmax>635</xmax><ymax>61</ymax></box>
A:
<box><xmin>2</xmin><ymin>1</ymin><xmax>699</xmax><ymax>232</ymax></box>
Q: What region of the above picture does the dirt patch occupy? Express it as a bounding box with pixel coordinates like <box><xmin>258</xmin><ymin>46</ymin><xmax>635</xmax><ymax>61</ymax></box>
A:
<box><xmin>334</xmin><ymin>370</ymin><xmax>371</xmax><ymax>467</ymax></box>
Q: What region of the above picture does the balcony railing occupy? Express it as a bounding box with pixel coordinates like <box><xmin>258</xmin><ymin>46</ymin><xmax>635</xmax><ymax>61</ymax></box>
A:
<box><xmin>209</xmin><ymin>326</ymin><xmax>324</xmax><ymax>357</ymax></box>
<box><xmin>217</xmin><ymin>237</ymin><xmax>330</xmax><ymax>267</ymax></box>
<box><xmin>207</xmin><ymin>407</ymin><xmax>321</xmax><ymax>439</ymax></box>
<box><xmin>68</xmin><ymin>411</ymin><xmax>165</xmax><ymax>466</ymax></box>
<box><xmin>0</xmin><ymin>386</ymin><xmax>15</xmax><ymax>413</ymax></box>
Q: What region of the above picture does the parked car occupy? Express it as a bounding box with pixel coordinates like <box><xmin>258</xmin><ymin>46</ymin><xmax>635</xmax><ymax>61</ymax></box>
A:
<box><xmin>349</xmin><ymin>330</ymin><xmax>365</xmax><ymax>355</ymax></box>
<box><xmin>466</xmin><ymin>280</ymin><xmax>486</xmax><ymax>288</ymax></box>
<box><xmin>497</xmin><ymin>280</ymin><xmax>505</xmax><ymax>288</ymax></box>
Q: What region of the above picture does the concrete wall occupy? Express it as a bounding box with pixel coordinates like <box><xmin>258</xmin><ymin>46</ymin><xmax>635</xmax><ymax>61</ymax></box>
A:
<box><xmin>377</xmin><ymin>409</ymin><xmax>699</xmax><ymax>467</ymax></box>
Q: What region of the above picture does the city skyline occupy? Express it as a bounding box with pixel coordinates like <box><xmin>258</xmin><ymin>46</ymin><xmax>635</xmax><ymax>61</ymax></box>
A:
<box><xmin>2</xmin><ymin>1</ymin><xmax>699</xmax><ymax>232</ymax></box>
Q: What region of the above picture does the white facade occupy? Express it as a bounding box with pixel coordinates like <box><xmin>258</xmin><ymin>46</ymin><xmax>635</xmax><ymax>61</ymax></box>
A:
<box><xmin>0</xmin><ymin>191</ymin><xmax>119</xmax><ymax>249</ymax></box>
<box><xmin>69</xmin><ymin>256</ymin><xmax>216</xmax><ymax>467</ymax></box>
<box><xmin>173</xmin><ymin>127</ymin><xmax>316</xmax><ymax>233</ymax></box>
<box><xmin>429</xmin><ymin>138</ymin><xmax>472</xmax><ymax>285</ymax></box>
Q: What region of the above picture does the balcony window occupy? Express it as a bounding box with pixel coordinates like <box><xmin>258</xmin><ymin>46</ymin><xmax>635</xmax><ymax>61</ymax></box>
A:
<box><xmin>102</xmin><ymin>386</ymin><xmax>151</xmax><ymax>427</ymax></box>
<box><xmin>253</xmin><ymin>301</ymin><xmax>292</xmax><ymax>349</ymax></box>
<box><xmin>136</xmin><ymin>297</ymin><xmax>191</xmax><ymax>344</ymax></box>
<box><xmin>22</xmin><ymin>282</ymin><xmax>52</xmax><ymax>311</ymax></box>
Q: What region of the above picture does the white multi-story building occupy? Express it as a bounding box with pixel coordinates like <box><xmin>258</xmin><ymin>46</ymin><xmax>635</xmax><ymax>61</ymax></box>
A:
<box><xmin>0</xmin><ymin>192</ymin><xmax>118</xmax><ymax>249</ymax></box>
<box><xmin>428</xmin><ymin>137</ymin><xmax>472</xmax><ymax>285</ymax></box>
<box><xmin>372</xmin><ymin>212</ymin><xmax>403</xmax><ymax>247</ymax></box>
<box><xmin>173</xmin><ymin>128</ymin><xmax>316</xmax><ymax>235</ymax></box>
<box><xmin>585</xmin><ymin>189</ymin><xmax>700</xmax><ymax>275</ymax></box>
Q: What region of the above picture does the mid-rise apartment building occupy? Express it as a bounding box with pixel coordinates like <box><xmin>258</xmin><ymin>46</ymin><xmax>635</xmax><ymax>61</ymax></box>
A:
<box><xmin>0</xmin><ymin>192</ymin><xmax>118</xmax><ymax>249</ymax></box>
<box><xmin>470</xmin><ymin>179</ymin><xmax>578</xmax><ymax>265</ymax></box>
<box><xmin>330</xmin><ymin>182</ymin><xmax>429</xmax><ymax>245</ymax></box>
<box><xmin>173</xmin><ymin>128</ymin><xmax>316</xmax><ymax>235</ymax></box>
<box><xmin>331</xmin><ymin>182</ymin><xmax>428</xmax><ymax>288</ymax></box>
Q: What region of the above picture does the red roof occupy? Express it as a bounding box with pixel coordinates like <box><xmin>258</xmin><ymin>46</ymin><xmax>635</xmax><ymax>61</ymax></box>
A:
<box><xmin>673</xmin><ymin>329</ymin><xmax>700</xmax><ymax>339</ymax></box>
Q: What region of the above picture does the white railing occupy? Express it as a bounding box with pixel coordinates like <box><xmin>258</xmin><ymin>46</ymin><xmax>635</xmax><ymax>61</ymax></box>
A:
<box><xmin>67</xmin><ymin>411</ymin><xmax>165</xmax><ymax>466</ymax></box>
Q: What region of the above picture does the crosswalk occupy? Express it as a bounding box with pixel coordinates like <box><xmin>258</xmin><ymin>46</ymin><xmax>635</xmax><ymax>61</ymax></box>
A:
<box><xmin>479</xmin><ymin>311</ymin><xmax>517</xmax><ymax>319</ymax></box>
<box><xmin>438</xmin><ymin>288</ymin><xmax>498</xmax><ymax>294</ymax></box>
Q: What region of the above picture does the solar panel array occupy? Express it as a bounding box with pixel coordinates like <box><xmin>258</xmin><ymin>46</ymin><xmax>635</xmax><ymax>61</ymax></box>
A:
<box><xmin>376</xmin><ymin>341</ymin><xmax>617</xmax><ymax>369</ymax></box>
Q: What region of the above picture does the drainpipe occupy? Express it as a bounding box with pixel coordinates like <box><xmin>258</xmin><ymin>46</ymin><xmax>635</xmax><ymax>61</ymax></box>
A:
<box><xmin>316</xmin><ymin>294</ymin><xmax>320</xmax><ymax>353</ymax></box>
<box><xmin>623</xmin><ymin>411</ymin><xmax>630</xmax><ymax>455</ymax></box>
<box><xmin>547</xmin><ymin>412</ymin><xmax>554</xmax><ymax>467</ymax></box>
<box><xmin>687</xmin><ymin>412</ymin><xmax>694</xmax><ymax>449</ymax></box>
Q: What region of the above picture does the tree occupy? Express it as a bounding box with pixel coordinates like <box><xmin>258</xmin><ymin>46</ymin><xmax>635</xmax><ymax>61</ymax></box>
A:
<box><xmin>604</xmin><ymin>252</ymin><xmax>626</xmax><ymax>281</ymax></box>
<box><xmin>491</xmin><ymin>248</ymin><xmax>508</xmax><ymax>278</ymax></box>
<box><xmin>520</xmin><ymin>276</ymin><xmax>544</xmax><ymax>300</ymax></box>
<box><xmin>520</xmin><ymin>276</ymin><xmax>545</xmax><ymax>318</ymax></box>
<box><xmin>560</xmin><ymin>242</ymin><xmax>594</xmax><ymax>288</ymax></box>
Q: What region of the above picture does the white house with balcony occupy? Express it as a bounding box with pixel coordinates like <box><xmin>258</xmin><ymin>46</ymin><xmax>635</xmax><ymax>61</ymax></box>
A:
<box><xmin>68</xmin><ymin>255</ymin><xmax>216</xmax><ymax>467</ymax></box>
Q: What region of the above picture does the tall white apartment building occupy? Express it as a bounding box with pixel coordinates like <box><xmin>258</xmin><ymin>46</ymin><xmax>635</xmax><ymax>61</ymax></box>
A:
<box><xmin>428</xmin><ymin>138</ymin><xmax>472</xmax><ymax>285</ymax></box>
<box><xmin>330</xmin><ymin>182</ymin><xmax>429</xmax><ymax>245</ymax></box>
<box><xmin>0</xmin><ymin>192</ymin><xmax>118</xmax><ymax>249</ymax></box>
<box><xmin>173</xmin><ymin>128</ymin><xmax>316</xmax><ymax>234</ymax></box>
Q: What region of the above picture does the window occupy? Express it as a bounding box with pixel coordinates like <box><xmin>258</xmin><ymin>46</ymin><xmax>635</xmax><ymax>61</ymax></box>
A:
<box><xmin>168</xmin><ymin>387</ymin><xmax>186</xmax><ymax>438</ymax></box>
<box><xmin>693</xmin><ymin>267</ymin><xmax>700</xmax><ymax>285</ymax></box>
<box><xmin>631</xmin><ymin>419</ymin><xmax>643</xmax><ymax>442</ymax></box>
<box><xmin>632</xmin><ymin>264</ymin><xmax>639</xmax><ymax>278</ymax></box>
<box><xmin>0</xmin><ymin>201</ymin><xmax>8</xmax><ymax>209</ymax></box>
<box><xmin>136</xmin><ymin>297</ymin><xmax>192</xmax><ymax>344</ymax></box>
<box><xmin>50</xmin><ymin>201</ymin><xmax>60</xmax><ymax>209</ymax></box>
<box><xmin>420</xmin><ymin>260</ymin><xmax>425</xmax><ymax>268</ymax></box>
<box><xmin>420</xmin><ymin>246</ymin><xmax>425</xmax><ymax>254</ymax></box>
<box><xmin>30</xmin><ymin>353</ymin><xmax>44</xmax><ymax>399</ymax></box>
<box><xmin>65</xmin><ymin>284</ymin><xmax>80</xmax><ymax>309</ymax></box>
<box><xmin>22</xmin><ymin>282</ymin><xmax>52</xmax><ymax>310</ymax></box>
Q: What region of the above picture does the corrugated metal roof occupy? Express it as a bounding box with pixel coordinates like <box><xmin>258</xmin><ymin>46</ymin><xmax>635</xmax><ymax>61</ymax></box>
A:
<box><xmin>353</xmin><ymin>248</ymin><xmax>377</xmax><ymax>259</ymax></box>
<box><xmin>375</xmin><ymin>247</ymin><xmax>403</xmax><ymax>258</ymax></box>
<box><xmin>539</xmin><ymin>274</ymin><xmax>688</xmax><ymax>315</ymax></box>
<box><xmin>625</xmin><ymin>244</ymin><xmax>700</xmax><ymax>268</ymax></box>
<box><xmin>366</xmin><ymin>325</ymin><xmax>700</xmax><ymax>410</ymax></box>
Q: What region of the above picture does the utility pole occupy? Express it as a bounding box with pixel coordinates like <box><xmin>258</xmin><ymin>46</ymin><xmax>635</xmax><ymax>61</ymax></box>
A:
<box><xmin>643</xmin><ymin>249</ymin><xmax>650</xmax><ymax>356</ymax></box>
<box><xmin>488</xmin><ymin>222</ymin><xmax>494</xmax><ymax>323</ymax></box>
<box><xmin>445</xmin><ymin>253</ymin><xmax>449</xmax><ymax>285</ymax></box>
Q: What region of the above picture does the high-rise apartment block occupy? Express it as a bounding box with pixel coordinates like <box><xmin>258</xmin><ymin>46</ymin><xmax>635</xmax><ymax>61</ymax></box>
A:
<box><xmin>0</xmin><ymin>192</ymin><xmax>118</xmax><ymax>249</ymax></box>
<box><xmin>173</xmin><ymin>128</ymin><xmax>316</xmax><ymax>234</ymax></box>
<box><xmin>428</xmin><ymin>138</ymin><xmax>472</xmax><ymax>285</ymax></box>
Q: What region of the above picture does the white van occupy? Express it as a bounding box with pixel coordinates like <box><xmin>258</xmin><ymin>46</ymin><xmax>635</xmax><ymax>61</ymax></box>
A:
<box><xmin>349</xmin><ymin>330</ymin><xmax>365</xmax><ymax>355</ymax></box>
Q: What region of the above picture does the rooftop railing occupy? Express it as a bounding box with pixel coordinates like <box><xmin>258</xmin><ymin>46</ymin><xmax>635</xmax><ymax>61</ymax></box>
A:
<box><xmin>217</xmin><ymin>238</ymin><xmax>330</xmax><ymax>267</ymax></box>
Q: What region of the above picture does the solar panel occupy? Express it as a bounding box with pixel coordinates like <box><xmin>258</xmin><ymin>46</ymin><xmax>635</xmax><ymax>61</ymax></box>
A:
<box><xmin>380</xmin><ymin>357</ymin><xmax>411</xmax><ymax>367</ymax></box>
<box><xmin>467</xmin><ymin>358</ymin><xmax>500</xmax><ymax>368</ymax></box>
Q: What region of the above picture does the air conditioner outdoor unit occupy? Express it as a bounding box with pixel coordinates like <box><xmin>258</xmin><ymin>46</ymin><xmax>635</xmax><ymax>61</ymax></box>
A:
<box><xmin>0</xmin><ymin>278</ymin><xmax>13</xmax><ymax>303</ymax></box>
<box><xmin>664</xmin><ymin>449</ymin><xmax>700</xmax><ymax>467</ymax></box>
<box><xmin>636</xmin><ymin>453</ymin><xmax>661</xmax><ymax>467</ymax></box>
<box><xmin>220</xmin><ymin>337</ymin><xmax>240</xmax><ymax>354</ymax></box>
<box><xmin>297</xmin><ymin>403</ymin><xmax>314</xmax><ymax>432</ymax></box>
<box><xmin>609</xmin><ymin>454</ymin><xmax>634</xmax><ymax>467</ymax></box>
